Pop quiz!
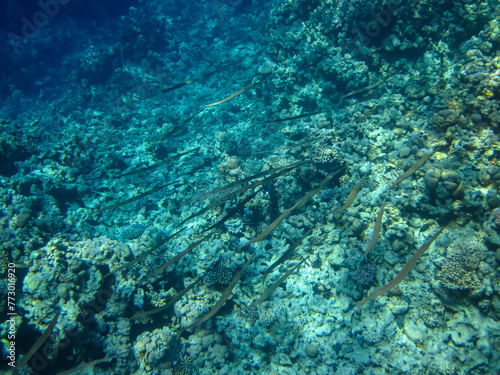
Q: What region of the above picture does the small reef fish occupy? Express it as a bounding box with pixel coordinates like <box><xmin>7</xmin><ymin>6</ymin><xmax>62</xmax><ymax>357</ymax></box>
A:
<box><xmin>401</xmin><ymin>107</ymin><xmax>417</xmax><ymax>121</ymax></box>
<box><xmin>416</xmin><ymin>219</ymin><xmax>436</xmax><ymax>236</ymax></box>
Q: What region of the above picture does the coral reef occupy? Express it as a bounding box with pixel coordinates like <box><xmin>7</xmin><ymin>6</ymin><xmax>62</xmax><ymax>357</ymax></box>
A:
<box><xmin>350</xmin><ymin>262</ymin><xmax>377</xmax><ymax>289</ymax></box>
<box><xmin>0</xmin><ymin>0</ymin><xmax>499</xmax><ymax>374</ymax></box>
<box><xmin>437</xmin><ymin>235</ymin><xmax>487</xmax><ymax>290</ymax></box>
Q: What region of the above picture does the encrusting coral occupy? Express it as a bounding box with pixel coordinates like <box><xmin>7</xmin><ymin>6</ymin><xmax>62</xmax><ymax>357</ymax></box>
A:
<box><xmin>437</xmin><ymin>235</ymin><xmax>487</xmax><ymax>290</ymax></box>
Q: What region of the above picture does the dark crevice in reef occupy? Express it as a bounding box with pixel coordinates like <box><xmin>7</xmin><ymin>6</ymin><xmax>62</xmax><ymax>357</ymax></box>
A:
<box><xmin>49</xmin><ymin>187</ymin><xmax>85</xmax><ymax>216</ymax></box>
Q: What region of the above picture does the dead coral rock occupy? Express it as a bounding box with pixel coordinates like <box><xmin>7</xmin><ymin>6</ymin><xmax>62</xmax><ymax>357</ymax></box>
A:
<box><xmin>218</xmin><ymin>156</ymin><xmax>240</xmax><ymax>176</ymax></box>
<box><xmin>424</xmin><ymin>168</ymin><xmax>442</xmax><ymax>189</ymax></box>
<box><xmin>478</xmin><ymin>168</ymin><xmax>491</xmax><ymax>185</ymax></box>
<box><xmin>226</xmin><ymin>156</ymin><xmax>239</xmax><ymax>170</ymax></box>
<box><xmin>316</xmin><ymin>118</ymin><xmax>330</xmax><ymax>129</ymax></box>
<box><xmin>15</xmin><ymin>208</ymin><xmax>32</xmax><ymax>228</ymax></box>
<box><xmin>305</xmin><ymin>343</ymin><xmax>319</xmax><ymax>359</ymax></box>
<box><xmin>441</xmin><ymin>170</ymin><xmax>464</xmax><ymax>198</ymax></box>
<box><xmin>424</xmin><ymin>168</ymin><xmax>465</xmax><ymax>199</ymax></box>
<box><xmin>487</xmin><ymin>167</ymin><xmax>499</xmax><ymax>184</ymax></box>
<box><xmin>478</xmin><ymin>166</ymin><xmax>500</xmax><ymax>187</ymax></box>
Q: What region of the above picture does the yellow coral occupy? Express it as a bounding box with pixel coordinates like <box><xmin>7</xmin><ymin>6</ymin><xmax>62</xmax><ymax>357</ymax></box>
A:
<box><xmin>483</xmin><ymin>89</ymin><xmax>494</xmax><ymax>98</ymax></box>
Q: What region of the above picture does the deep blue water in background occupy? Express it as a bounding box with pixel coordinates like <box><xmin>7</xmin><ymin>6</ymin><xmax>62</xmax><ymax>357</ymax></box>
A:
<box><xmin>0</xmin><ymin>0</ymin><xmax>138</xmax><ymax>99</ymax></box>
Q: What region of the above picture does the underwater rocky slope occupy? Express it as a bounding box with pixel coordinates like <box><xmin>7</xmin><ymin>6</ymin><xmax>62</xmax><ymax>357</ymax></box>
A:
<box><xmin>0</xmin><ymin>0</ymin><xmax>500</xmax><ymax>374</ymax></box>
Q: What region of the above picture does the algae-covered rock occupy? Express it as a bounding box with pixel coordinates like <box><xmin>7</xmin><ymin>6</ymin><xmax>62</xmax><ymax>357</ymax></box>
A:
<box><xmin>15</xmin><ymin>208</ymin><xmax>32</xmax><ymax>228</ymax></box>
<box><xmin>404</xmin><ymin>320</ymin><xmax>427</xmax><ymax>344</ymax></box>
<box><xmin>304</xmin><ymin>343</ymin><xmax>319</xmax><ymax>359</ymax></box>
